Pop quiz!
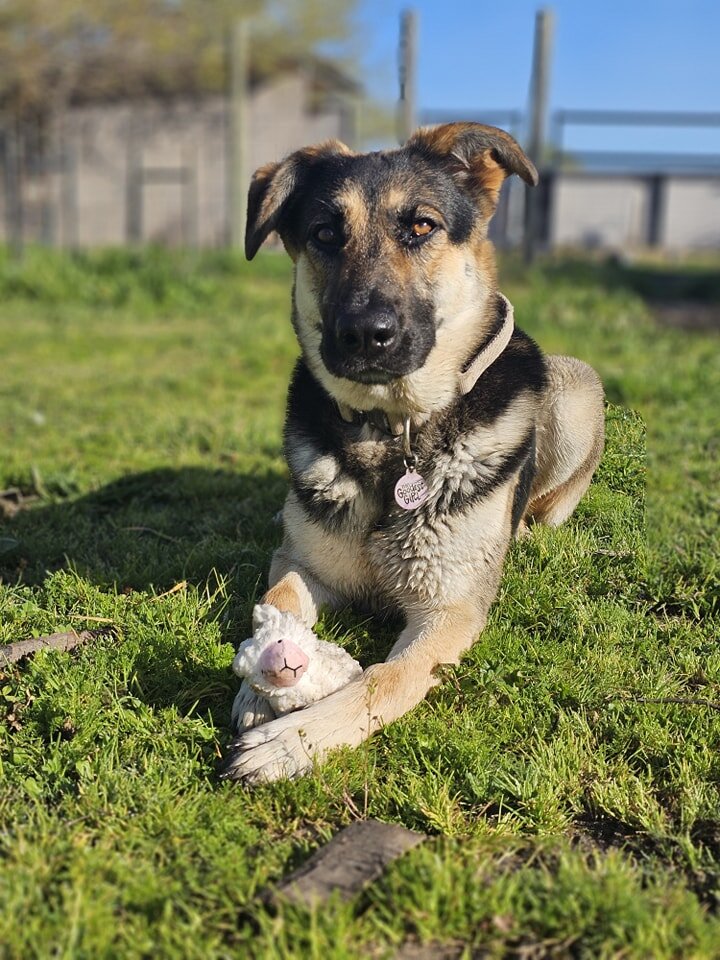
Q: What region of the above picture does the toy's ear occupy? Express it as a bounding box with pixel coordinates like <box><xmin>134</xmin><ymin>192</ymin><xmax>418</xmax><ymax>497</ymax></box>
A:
<box><xmin>252</xmin><ymin>603</ymin><xmax>281</xmax><ymax>631</ymax></box>
<box><xmin>232</xmin><ymin>639</ymin><xmax>257</xmax><ymax>678</ymax></box>
<box><xmin>406</xmin><ymin>122</ymin><xmax>537</xmax><ymax>214</ymax></box>
<box><xmin>245</xmin><ymin>139</ymin><xmax>355</xmax><ymax>260</ymax></box>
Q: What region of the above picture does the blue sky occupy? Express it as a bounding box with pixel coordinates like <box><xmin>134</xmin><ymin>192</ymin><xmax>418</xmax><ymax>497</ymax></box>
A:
<box><xmin>356</xmin><ymin>0</ymin><xmax>720</xmax><ymax>155</ymax></box>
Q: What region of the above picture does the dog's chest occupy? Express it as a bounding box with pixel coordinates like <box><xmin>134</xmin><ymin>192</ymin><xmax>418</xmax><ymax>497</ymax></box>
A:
<box><xmin>289</xmin><ymin>422</ymin><xmax>514</xmax><ymax>602</ymax></box>
<box><xmin>288</xmin><ymin>429</ymin><xmax>388</xmax><ymax>533</ymax></box>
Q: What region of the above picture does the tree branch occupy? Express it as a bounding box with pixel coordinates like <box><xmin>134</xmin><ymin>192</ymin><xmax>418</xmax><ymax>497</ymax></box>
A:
<box><xmin>0</xmin><ymin>628</ymin><xmax>114</xmax><ymax>666</ymax></box>
<box><xmin>608</xmin><ymin>695</ymin><xmax>720</xmax><ymax>712</ymax></box>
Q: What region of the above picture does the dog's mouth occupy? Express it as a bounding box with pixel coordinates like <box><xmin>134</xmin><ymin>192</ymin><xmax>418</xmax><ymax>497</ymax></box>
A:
<box><xmin>321</xmin><ymin>351</ymin><xmax>425</xmax><ymax>386</ymax></box>
<box><xmin>343</xmin><ymin>368</ymin><xmax>399</xmax><ymax>385</ymax></box>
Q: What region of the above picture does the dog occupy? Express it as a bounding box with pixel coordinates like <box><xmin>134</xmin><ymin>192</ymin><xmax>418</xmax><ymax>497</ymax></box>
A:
<box><xmin>222</xmin><ymin>122</ymin><xmax>605</xmax><ymax>783</ymax></box>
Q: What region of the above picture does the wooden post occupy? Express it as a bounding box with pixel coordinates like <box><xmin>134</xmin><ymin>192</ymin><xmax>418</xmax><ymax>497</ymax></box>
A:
<box><xmin>340</xmin><ymin>95</ymin><xmax>361</xmax><ymax>151</ymax></box>
<box><xmin>61</xmin><ymin>142</ymin><xmax>79</xmax><ymax>250</ymax></box>
<box><xmin>4</xmin><ymin>123</ymin><xmax>24</xmax><ymax>259</ymax></box>
<box><xmin>398</xmin><ymin>9</ymin><xmax>418</xmax><ymax>144</ymax></box>
<box><xmin>523</xmin><ymin>7</ymin><xmax>554</xmax><ymax>262</ymax></box>
<box><xmin>125</xmin><ymin>114</ymin><xmax>142</xmax><ymax>244</ymax></box>
<box><xmin>228</xmin><ymin>18</ymin><xmax>250</xmax><ymax>250</ymax></box>
<box><xmin>526</xmin><ymin>8</ymin><xmax>554</xmax><ymax>168</ymax></box>
<box><xmin>181</xmin><ymin>143</ymin><xmax>199</xmax><ymax>249</ymax></box>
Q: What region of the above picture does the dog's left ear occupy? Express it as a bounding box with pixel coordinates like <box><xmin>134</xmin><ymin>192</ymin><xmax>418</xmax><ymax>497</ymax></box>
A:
<box><xmin>245</xmin><ymin>139</ymin><xmax>354</xmax><ymax>260</ymax></box>
<box><xmin>245</xmin><ymin>159</ymin><xmax>293</xmax><ymax>260</ymax></box>
<box><xmin>407</xmin><ymin>122</ymin><xmax>538</xmax><ymax>208</ymax></box>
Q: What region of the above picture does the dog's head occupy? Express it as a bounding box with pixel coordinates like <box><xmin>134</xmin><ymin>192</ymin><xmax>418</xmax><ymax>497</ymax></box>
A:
<box><xmin>245</xmin><ymin>123</ymin><xmax>537</xmax><ymax>416</ymax></box>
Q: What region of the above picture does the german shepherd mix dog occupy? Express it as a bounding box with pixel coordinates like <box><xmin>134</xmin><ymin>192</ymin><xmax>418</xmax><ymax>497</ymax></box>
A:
<box><xmin>222</xmin><ymin>123</ymin><xmax>605</xmax><ymax>783</ymax></box>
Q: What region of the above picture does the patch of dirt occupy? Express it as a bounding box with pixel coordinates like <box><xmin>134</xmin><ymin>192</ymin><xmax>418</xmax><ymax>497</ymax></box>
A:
<box><xmin>571</xmin><ymin>812</ymin><xmax>641</xmax><ymax>852</ymax></box>
<box><xmin>571</xmin><ymin>812</ymin><xmax>720</xmax><ymax>911</ymax></box>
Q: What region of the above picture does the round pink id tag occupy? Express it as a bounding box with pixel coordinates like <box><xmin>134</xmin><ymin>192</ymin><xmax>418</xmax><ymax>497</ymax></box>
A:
<box><xmin>394</xmin><ymin>469</ymin><xmax>429</xmax><ymax>510</ymax></box>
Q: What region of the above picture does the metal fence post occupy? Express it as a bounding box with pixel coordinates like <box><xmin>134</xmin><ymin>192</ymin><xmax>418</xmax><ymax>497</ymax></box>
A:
<box><xmin>646</xmin><ymin>175</ymin><xmax>667</xmax><ymax>247</ymax></box>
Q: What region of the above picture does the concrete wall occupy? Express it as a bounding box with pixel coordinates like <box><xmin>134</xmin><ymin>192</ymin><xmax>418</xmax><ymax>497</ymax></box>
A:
<box><xmin>549</xmin><ymin>174</ymin><xmax>720</xmax><ymax>251</ymax></box>
<box><xmin>664</xmin><ymin>179</ymin><xmax>720</xmax><ymax>249</ymax></box>
<box><xmin>551</xmin><ymin>177</ymin><xmax>648</xmax><ymax>249</ymax></box>
<box><xmin>7</xmin><ymin>94</ymin><xmax>720</xmax><ymax>252</ymax></box>
<box><xmin>3</xmin><ymin>72</ymin><xmax>346</xmax><ymax>248</ymax></box>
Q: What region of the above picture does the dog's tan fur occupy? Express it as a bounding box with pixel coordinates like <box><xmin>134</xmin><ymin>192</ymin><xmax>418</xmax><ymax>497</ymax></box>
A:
<box><xmin>225</xmin><ymin>124</ymin><xmax>605</xmax><ymax>783</ymax></box>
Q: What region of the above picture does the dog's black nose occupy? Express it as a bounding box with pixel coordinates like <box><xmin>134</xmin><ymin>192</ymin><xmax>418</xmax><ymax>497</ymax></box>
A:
<box><xmin>335</xmin><ymin>311</ymin><xmax>398</xmax><ymax>358</ymax></box>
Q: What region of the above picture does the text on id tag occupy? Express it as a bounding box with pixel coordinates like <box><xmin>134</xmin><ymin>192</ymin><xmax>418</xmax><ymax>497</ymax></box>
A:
<box><xmin>394</xmin><ymin>470</ymin><xmax>429</xmax><ymax>510</ymax></box>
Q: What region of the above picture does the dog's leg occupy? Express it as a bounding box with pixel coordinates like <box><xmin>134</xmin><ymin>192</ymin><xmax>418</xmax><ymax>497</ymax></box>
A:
<box><xmin>262</xmin><ymin>542</ymin><xmax>339</xmax><ymax>626</ymax></box>
<box><xmin>222</xmin><ymin>601</ymin><xmax>485</xmax><ymax>783</ymax></box>
<box><xmin>527</xmin><ymin>355</ymin><xmax>605</xmax><ymax>526</ymax></box>
<box><xmin>231</xmin><ymin>542</ymin><xmax>341</xmax><ymax>732</ymax></box>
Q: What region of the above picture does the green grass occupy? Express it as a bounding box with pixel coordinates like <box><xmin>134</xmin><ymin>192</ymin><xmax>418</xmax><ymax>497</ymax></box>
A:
<box><xmin>0</xmin><ymin>248</ymin><xmax>718</xmax><ymax>958</ymax></box>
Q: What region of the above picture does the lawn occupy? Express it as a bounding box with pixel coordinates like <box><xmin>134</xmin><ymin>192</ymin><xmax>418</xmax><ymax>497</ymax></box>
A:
<box><xmin>0</xmin><ymin>247</ymin><xmax>718</xmax><ymax>958</ymax></box>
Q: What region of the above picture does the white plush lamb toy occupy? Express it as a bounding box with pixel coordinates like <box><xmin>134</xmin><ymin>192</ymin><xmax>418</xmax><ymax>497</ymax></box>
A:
<box><xmin>231</xmin><ymin>604</ymin><xmax>363</xmax><ymax>732</ymax></box>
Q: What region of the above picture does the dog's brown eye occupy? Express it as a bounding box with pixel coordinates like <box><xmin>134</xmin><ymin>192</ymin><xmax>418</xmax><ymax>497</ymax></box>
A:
<box><xmin>312</xmin><ymin>225</ymin><xmax>338</xmax><ymax>246</ymax></box>
<box><xmin>411</xmin><ymin>219</ymin><xmax>435</xmax><ymax>238</ymax></box>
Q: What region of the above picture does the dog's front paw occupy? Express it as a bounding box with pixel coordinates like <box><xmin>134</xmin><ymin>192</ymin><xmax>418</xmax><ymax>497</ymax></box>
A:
<box><xmin>221</xmin><ymin>710</ymin><xmax>316</xmax><ymax>783</ymax></box>
<box><xmin>230</xmin><ymin>680</ymin><xmax>277</xmax><ymax>733</ymax></box>
<box><xmin>221</xmin><ymin>669</ymin><xmax>389</xmax><ymax>784</ymax></box>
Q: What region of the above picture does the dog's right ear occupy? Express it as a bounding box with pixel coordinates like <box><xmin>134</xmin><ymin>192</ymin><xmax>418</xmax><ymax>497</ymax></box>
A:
<box><xmin>245</xmin><ymin>140</ymin><xmax>354</xmax><ymax>260</ymax></box>
<box><xmin>406</xmin><ymin>123</ymin><xmax>537</xmax><ymax>219</ymax></box>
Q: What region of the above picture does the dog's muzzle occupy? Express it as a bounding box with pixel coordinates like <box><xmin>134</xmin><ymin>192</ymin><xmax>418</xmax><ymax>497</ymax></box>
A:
<box><xmin>319</xmin><ymin>292</ymin><xmax>437</xmax><ymax>383</ymax></box>
<box><xmin>321</xmin><ymin>307</ymin><xmax>407</xmax><ymax>383</ymax></box>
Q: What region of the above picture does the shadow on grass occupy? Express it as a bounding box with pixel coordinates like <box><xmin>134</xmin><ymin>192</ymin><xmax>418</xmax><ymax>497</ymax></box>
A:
<box><xmin>0</xmin><ymin>467</ymin><xmax>295</xmax><ymax>731</ymax></box>
<box><xmin>0</xmin><ymin>466</ymin><xmax>401</xmax><ymax>725</ymax></box>
<box><xmin>0</xmin><ymin>466</ymin><xmax>288</xmax><ymax>593</ymax></box>
<box><xmin>544</xmin><ymin>256</ymin><xmax>720</xmax><ymax>331</ymax></box>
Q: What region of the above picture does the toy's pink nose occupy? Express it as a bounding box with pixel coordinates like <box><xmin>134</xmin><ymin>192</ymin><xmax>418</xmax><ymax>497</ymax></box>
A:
<box><xmin>258</xmin><ymin>637</ymin><xmax>309</xmax><ymax>688</ymax></box>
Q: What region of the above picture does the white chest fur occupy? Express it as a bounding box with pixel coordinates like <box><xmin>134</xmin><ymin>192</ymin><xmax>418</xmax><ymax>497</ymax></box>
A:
<box><xmin>285</xmin><ymin>408</ymin><xmax>526</xmax><ymax>607</ymax></box>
